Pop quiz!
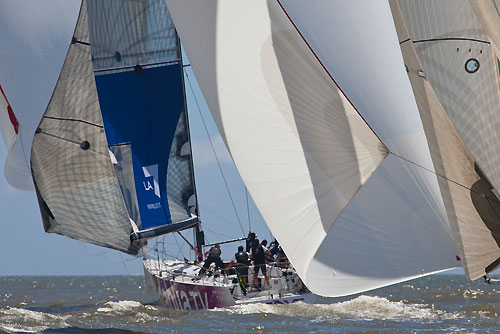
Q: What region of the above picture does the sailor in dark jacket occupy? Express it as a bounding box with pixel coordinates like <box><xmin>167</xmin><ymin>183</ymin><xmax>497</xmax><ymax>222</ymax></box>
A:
<box><xmin>250</xmin><ymin>239</ymin><xmax>270</xmax><ymax>289</ymax></box>
<box><xmin>233</xmin><ymin>245</ymin><xmax>250</xmax><ymax>286</ymax></box>
<box><xmin>198</xmin><ymin>244</ymin><xmax>224</xmax><ymax>276</ymax></box>
<box><xmin>246</xmin><ymin>231</ymin><xmax>258</xmax><ymax>252</ymax></box>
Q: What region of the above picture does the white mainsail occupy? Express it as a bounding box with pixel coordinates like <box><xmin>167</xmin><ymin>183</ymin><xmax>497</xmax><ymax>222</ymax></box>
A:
<box><xmin>165</xmin><ymin>0</ymin><xmax>460</xmax><ymax>297</ymax></box>
<box><xmin>0</xmin><ymin>0</ymin><xmax>80</xmax><ymax>190</ymax></box>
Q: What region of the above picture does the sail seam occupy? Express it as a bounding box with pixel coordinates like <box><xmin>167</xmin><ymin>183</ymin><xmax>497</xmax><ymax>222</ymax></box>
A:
<box><xmin>37</xmin><ymin>131</ymin><xmax>86</xmax><ymax>147</ymax></box>
<box><xmin>71</xmin><ymin>37</ymin><xmax>90</xmax><ymax>46</ymax></box>
<box><xmin>390</xmin><ymin>152</ymin><xmax>500</xmax><ymax>204</ymax></box>
<box><xmin>275</xmin><ymin>0</ymin><xmax>385</xmax><ymax>145</ymax></box>
<box><xmin>43</xmin><ymin>115</ymin><xmax>103</xmax><ymax>128</ymax></box>
<box><xmin>413</xmin><ymin>37</ymin><xmax>490</xmax><ymax>44</ymax></box>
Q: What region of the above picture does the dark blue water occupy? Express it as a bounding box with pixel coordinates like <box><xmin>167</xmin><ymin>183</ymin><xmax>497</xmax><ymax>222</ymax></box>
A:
<box><xmin>1</xmin><ymin>275</ymin><xmax>499</xmax><ymax>333</ymax></box>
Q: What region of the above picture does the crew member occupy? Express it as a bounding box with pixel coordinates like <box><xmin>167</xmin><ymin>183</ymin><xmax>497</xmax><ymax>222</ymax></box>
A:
<box><xmin>233</xmin><ymin>245</ymin><xmax>250</xmax><ymax>286</ymax></box>
<box><xmin>246</xmin><ymin>231</ymin><xmax>258</xmax><ymax>252</ymax></box>
<box><xmin>250</xmin><ymin>239</ymin><xmax>270</xmax><ymax>289</ymax></box>
<box><xmin>261</xmin><ymin>239</ymin><xmax>273</xmax><ymax>263</ymax></box>
<box><xmin>199</xmin><ymin>244</ymin><xmax>224</xmax><ymax>276</ymax></box>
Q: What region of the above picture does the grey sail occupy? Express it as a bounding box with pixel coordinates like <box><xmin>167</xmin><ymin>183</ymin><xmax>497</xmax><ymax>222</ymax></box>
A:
<box><xmin>31</xmin><ymin>0</ymin><xmax>197</xmax><ymax>253</ymax></box>
<box><xmin>31</xmin><ymin>0</ymin><xmax>140</xmax><ymax>254</ymax></box>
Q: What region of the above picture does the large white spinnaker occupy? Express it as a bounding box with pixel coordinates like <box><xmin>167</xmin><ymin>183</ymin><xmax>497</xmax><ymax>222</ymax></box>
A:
<box><xmin>397</xmin><ymin>0</ymin><xmax>500</xmax><ymax>281</ymax></box>
<box><xmin>0</xmin><ymin>0</ymin><xmax>80</xmax><ymax>190</ymax></box>
<box><xmin>165</xmin><ymin>0</ymin><xmax>460</xmax><ymax>297</ymax></box>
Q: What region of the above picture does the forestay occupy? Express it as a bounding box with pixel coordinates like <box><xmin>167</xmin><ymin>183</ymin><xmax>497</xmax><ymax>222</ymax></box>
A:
<box><xmin>165</xmin><ymin>0</ymin><xmax>460</xmax><ymax>297</ymax></box>
<box><xmin>0</xmin><ymin>0</ymin><xmax>80</xmax><ymax>190</ymax></box>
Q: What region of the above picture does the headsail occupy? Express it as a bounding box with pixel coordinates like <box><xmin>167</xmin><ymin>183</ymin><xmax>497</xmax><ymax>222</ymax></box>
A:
<box><xmin>165</xmin><ymin>0</ymin><xmax>459</xmax><ymax>297</ymax></box>
<box><xmin>31</xmin><ymin>0</ymin><xmax>196</xmax><ymax>254</ymax></box>
<box><xmin>396</xmin><ymin>0</ymin><xmax>500</xmax><ymax>281</ymax></box>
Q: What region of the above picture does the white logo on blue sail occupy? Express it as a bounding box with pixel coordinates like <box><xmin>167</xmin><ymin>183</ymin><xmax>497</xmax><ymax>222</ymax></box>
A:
<box><xmin>142</xmin><ymin>164</ymin><xmax>161</xmax><ymax>199</ymax></box>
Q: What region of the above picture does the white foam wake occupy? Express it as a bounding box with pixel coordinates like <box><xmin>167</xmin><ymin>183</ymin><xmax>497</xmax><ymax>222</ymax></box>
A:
<box><xmin>97</xmin><ymin>300</ymin><xmax>143</xmax><ymax>313</ymax></box>
<box><xmin>97</xmin><ymin>300</ymin><xmax>158</xmax><ymax>314</ymax></box>
<box><xmin>222</xmin><ymin>295</ymin><xmax>449</xmax><ymax>320</ymax></box>
<box><xmin>0</xmin><ymin>307</ymin><xmax>68</xmax><ymax>333</ymax></box>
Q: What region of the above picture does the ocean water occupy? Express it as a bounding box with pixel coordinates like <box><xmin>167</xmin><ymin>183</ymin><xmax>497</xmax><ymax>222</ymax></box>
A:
<box><xmin>1</xmin><ymin>274</ymin><xmax>500</xmax><ymax>333</ymax></box>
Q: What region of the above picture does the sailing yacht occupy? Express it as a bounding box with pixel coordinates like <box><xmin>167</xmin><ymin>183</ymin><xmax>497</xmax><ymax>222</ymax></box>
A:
<box><xmin>3</xmin><ymin>0</ymin><xmax>500</xmax><ymax>310</ymax></box>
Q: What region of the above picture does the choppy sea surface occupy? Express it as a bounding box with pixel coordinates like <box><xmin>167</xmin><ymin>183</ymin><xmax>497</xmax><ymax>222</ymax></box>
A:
<box><xmin>1</xmin><ymin>274</ymin><xmax>500</xmax><ymax>333</ymax></box>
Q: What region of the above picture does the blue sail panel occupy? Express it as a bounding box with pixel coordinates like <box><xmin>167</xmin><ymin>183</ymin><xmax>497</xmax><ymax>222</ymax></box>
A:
<box><xmin>95</xmin><ymin>64</ymin><xmax>185</xmax><ymax>230</ymax></box>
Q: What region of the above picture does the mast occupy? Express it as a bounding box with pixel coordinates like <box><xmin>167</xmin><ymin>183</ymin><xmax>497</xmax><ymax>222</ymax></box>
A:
<box><xmin>177</xmin><ymin>34</ymin><xmax>203</xmax><ymax>262</ymax></box>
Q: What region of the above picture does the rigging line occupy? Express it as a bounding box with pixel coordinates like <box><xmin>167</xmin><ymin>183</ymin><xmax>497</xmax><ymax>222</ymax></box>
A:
<box><xmin>172</xmin><ymin>233</ymin><xmax>186</xmax><ymax>259</ymax></box>
<box><xmin>199</xmin><ymin>205</ymin><xmax>241</xmax><ymax>227</ymax></box>
<box><xmin>118</xmin><ymin>252</ymin><xmax>130</xmax><ymax>275</ymax></box>
<box><xmin>43</xmin><ymin>115</ymin><xmax>103</xmax><ymax>128</ymax></box>
<box><xmin>177</xmin><ymin>231</ymin><xmax>202</xmax><ymax>258</ymax></box>
<box><xmin>399</xmin><ymin>38</ymin><xmax>411</xmax><ymax>44</ymax></box>
<box><xmin>36</xmin><ymin>131</ymin><xmax>81</xmax><ymax>146</ymax></box>
<box><xmin>184</xmin><ymin>71</ymin><xmax>246</xmax><ymax>236</ymax></box>
<box><xmin>200</xmin><ymin>225</ymin><xmax>234</xmax><ymax>240</ymax></box>
<box><xmin>390</xmin><ymin>152</ymin><xmax>500</xmax><ymax>204</ymax></box>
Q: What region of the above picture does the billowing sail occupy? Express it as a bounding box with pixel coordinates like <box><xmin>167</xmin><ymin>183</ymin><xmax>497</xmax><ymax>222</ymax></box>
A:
<box><xmin>31</xmin><ymin>0</ymin><xmax>197</xmax><ymax>254</ymax></box>
<box><xmin>396</xmin><ymin>0</ymin><xmax>500</xmax><ymax>281</ymax></box>
<box><xmin>165</xmin><ymin>0</ymin><xmax>460</xmax><ymax>297</ymax></box>
<box><xmin>0</xmin><ymin>0</ymin><xmax>80</xmax><ymax>190</ymax></box>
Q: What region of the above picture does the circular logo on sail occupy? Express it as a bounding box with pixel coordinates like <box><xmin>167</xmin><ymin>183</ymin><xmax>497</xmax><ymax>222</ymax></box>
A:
<box><xmin>465</xmin><ymin>58</ymin><xmax>480</xmax><ymax>73</ymax></box>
